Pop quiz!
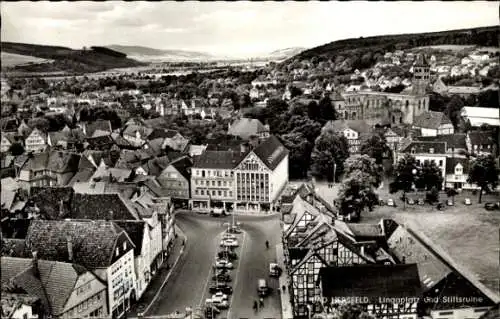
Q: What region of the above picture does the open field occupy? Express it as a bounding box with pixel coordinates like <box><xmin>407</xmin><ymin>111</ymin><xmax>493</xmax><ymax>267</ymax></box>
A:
<box><xmin>1</xmin><ymin>52</ymin><xmax>53</xmax><ymax>67</ymax></box>
<box><xmin>310</xmin><ymin>180</ymin><xmax>500</xmax><ymax>295</ymax></box>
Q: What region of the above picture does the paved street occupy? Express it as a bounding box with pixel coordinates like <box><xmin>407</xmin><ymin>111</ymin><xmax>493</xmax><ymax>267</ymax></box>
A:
<box><xmin>146</xmin><ymin>212</ymin><xmax>283</xmax><ymax>318</ymax></box>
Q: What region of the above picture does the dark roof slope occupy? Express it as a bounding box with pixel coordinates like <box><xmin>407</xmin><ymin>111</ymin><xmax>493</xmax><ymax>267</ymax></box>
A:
<box><xmin>113</xmin><ymin>221</ymin><xmax>145</xmax><ymax>256</ymax></box>
<box><xmin>319</xmin><ymin>264</ymin><xmax>421</xmax><ymax>299</ymax></box>
<box><xmin>193</xmin><ymin>151</ymin><xmax>246</xmax><ymax>169</ymax></box>
<box><xmin>252</xmin><ymin>135</ymin><xmax>289</xmax><ymax>170</ymax></box>
<box><xmin>445</xmin><ymin>157</ymin><xmax>470</xmax><ymax>174</ymax></box>
<box><xmin>25</xmin><ymin>219</ymin><xmax>129</xmax><ymax>269</ymax></box>
<box><xmin>170</xmin><ymin>156</ymin><xmax>193</xmax><ymax>181</ymax></box>
<box><xmin>71</xmin><ymin>193</ymin><xmax>139</xmax><ymax>220</ymax></box>
<box><xmin>401</xmin><ymin>141</ymin><xmax>446</xmax><ymax>154</ymax></box>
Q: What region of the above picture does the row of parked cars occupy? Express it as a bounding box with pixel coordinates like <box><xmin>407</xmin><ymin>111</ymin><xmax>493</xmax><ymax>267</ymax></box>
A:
<box><xmin>205</xmin><ymin>225</ymin><xmax>243</xmax><ymax>318</ymax></box>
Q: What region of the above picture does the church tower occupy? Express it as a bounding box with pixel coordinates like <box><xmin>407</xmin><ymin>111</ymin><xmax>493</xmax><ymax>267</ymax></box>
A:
<box><xmin>412</xmin><ymin>54</ymin><xmax>430</xmax><ymax>95</ymax></box>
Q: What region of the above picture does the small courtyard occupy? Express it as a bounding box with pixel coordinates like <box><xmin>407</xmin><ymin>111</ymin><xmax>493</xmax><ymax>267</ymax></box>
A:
<box><xmin>310</xmin><ymin>179</ymin><xmax>500</xmax><ymax>295</ymax></box>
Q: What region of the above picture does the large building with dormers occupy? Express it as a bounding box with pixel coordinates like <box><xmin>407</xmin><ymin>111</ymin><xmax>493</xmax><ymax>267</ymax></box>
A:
<box><xmin>190</xmin><ymin>136</ymin><xmax>289</xmax><ymax>213</ymax></box>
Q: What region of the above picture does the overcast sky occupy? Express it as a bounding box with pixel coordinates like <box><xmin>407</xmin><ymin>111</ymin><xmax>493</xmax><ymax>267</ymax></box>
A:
<box><xmin>1</xmin><ymin>1</ymin><xmax>498</xmax><ymax>57</ymax></box>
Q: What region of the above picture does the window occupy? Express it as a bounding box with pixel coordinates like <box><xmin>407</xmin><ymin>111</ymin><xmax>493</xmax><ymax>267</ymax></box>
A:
<box><xmin>212</xmin><ymin>190</ymin><xmax>216</xmax><ymax>196</ymax></box>
<box><xmin>195</xmin><ymin>180</ymin><xmax>198</xmax><ymax>185</ymax></box>
<box><xmin>224</xmin><ymin>191</ymin><xmax>227</xmax><ymax>197</ymax></box>
<box><xmin>218</xmin><ymin>181</ymin><xmax>221</xmax><ymax>186</ymax></box>
<box><xmin>212</xmin><ymin>181</ymin><xmax>216</xmax><ymax>186</ymax></box>
<box><xmin>200</xmin><ymin>190</ymin><xmax>204</xmax><ymax>195</ymax></box>
<box><xmin>195</xmin><ymin>189</ymin><xmax>199</xmax><ymax>195</ymax></box>
<box><xmin>202</xmin><ymin>170</ymin><xmax>205</xmax><ymax>177</ymax></box>
<box><xmin>218</xmin><ymin>191</ymin><xmax>222</xmax><ymax>196</ymax></box>
<box><xmin>229</xmin><ymin>191</ymin><xmax>232</xmax><ymax>197</ymax></box>
<box><xmin>116</xmin><ymin>248</ymin><xmax>119</xmax><ymax>257</ymax></box>
<box><xmin>123</xmin><ymin>242</ymin><xmax>127</xmax><ymax>251</ymax></box>
<box><xmin>439</xmin><ymin>160</ymin><xmax>443</xmax><ymax>166</ymax></box>
<box><xmin>429</xmin><ymin>148</ymin><xmax>434</xmax><ymax>154</ymax></box>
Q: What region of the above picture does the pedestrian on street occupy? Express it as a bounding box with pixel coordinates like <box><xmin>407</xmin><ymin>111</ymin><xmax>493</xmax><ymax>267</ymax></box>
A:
<box><xmin>259</xmin><ymin>297</ymin><xmax>264</xmax><ymax>308</ymax></box>
<box><xmin>253</xmin><ymin>300</ymin><xmax>258</xmax><ymax>312</ymax></box>
<box><xmin>282</xmin><ymin>285</ymin><xmax>286</xmax><ymax>293</ymax></box>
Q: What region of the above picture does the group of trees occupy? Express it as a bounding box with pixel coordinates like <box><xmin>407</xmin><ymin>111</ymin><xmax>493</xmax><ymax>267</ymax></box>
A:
<box><xmin>243</xmin><ymin>96</ymin><xmax>338</xmax><ymax>179</ymax></box>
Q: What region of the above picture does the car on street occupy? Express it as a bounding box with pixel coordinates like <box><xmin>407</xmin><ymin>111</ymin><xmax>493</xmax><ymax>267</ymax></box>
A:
<box><xmin>223</xmin><ymin>221</ymin><xmax>242</xmax><ymax>228</ymax></box>
<box><xmin>209</xmin><ymin>283</ymin><xmax>233</xmax><ymax>295</ymax></box>
<box><xmin>269</xmin><ymin>263</ymin><xmax>282</xmax><ymax>277</ymax></box>
<box><xmin>407</xmin><ymin>198</ymin><xmax>416</xmax><ymax>205</ymax></box>
<box><xmin>484</xmin><ymin>202</ymin><xmax>500</xmax><ymax>211</ymax></box>
<box><xmin>212</xmin><ymin>292</ymin><xmax>228</xmax><ymax>302</ymax></box>
<box><xmin>227</xmin><ymin>226</ymin><xmax>242</xmax><ymax>234</ymax></box>
<box><xmin>464</xmin><ymin>198</ymin><xmax>472</xmax><ymax>205</ymax></box>
<box><xmin>387</xmin><ymin>199</ymin><xmax>395</xmax><ymax>207</ymax></box>
<box><xmin>215</xmin><ymin>259</ymin><xmax>233</xmax><ymax>269</ymax></box>
<box><xmin>446</xmin><ymin>199</ymin><xmax>454</xmax><ymax>206</ymax></box>
<box><xmin>417</xmin><ymin>198</ymin><xmax>425</xmax><ymax>205</ymax></box>
<box><xmin>210</xmin><ymin>208</ymin><xmax>226</xmax><ymax>217</ymax></box>
<box><xmin>206</xmin><ymin>298</ymin><xmax>229</xmax><ymax>310</ymax></box>
<box><xmin>222</xmin><ymin>233</ymin><xmax>237</xmax><ymax>240</ymax></box>
<box><xmin>218</xmin><ymin>250</ymin><xmax>237</xmax><ymax>260</ymax></box>
<box><xmin>212</xmin><ymin>273</ymin><xmax>231</xmax><ymax>282</ymax></box>
<box><xmin>220</xmin><ymin>238</ymin><xmax>239</xmax><ymax>247</ymax></box>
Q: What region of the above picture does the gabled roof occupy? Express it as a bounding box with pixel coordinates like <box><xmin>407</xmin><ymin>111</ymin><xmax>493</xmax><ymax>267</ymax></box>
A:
<box><xmin>413</xmin><ymin>111</ymin><xmax>452</xmax><ymax>130</ymax></box>
<box><xmin>19</xmin><ymin>151</ymin><xmax>80</xmax><ymax>174</ymax></box>
<box><xmin>387</xmin><ymin>225</ymin><xmax>451</xmax><ymax>291</ymax></box>
<box><xmin>25</xmin><ymin>219</ymin><xmax>133</xmax><ymax>269</ymax></box>
<box><xmin>228</xmin><ymin>118</ymin><xmax>268</xmax><ymax>140</ymax></box>
<box><xmin>290</xmin><ymin>248</ymin><xmax>328</xmax><ymax>274</ymax></box>
<box><xmin>85</xmin><ymin>135</ymin><xmax>115</xmax><ymax>150</ymax></box>
<box><xmin>401</xmin><ymin>141</ymin><xmax>447</xmax><ymax>154</ymax></box>
<box><xmin>252</xmin><ymin>135</ymin><xmax>288</xmax><ymax>170</ymax></box>
<box><xmin>415</xmin><ymin>134</ymin><xmax>466</xmax><ymax>150</ymax></box>
<box><xmin>324</xmin><ymin>120</ymin><xmax>373</xmax><ymax>134</ymax></box>
<box><xmin>1</xmin><ymin>256</ymin><xmax>97</xmax><ymax>315</ymax></box>
<box><xmin>122</xmin><ymin>124</ymin><xmax>154</xmax><ymax>139</ymax></box>
<box><xmin>82</xmin><ymin>120</ymin><xmax>112</xmax><ymax>137</ymax></box>
<box><xmin>318</xmin><ymin>264</ymin><xmax>422</xmax><ymax>299</ymax></box>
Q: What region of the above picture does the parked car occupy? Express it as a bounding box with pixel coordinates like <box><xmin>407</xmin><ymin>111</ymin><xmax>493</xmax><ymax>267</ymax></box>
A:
<box><xmin>446</xmin><ymin>199</ymin><xmax>454</xmax><ymax>206</ymax></box>
<box><xmin>464</xmin><ymin>198</ymin><xmax>472</xmax><ymax>205</ymax></box>
<box><xmin>215</xmin><ymin>259</ymin><xmax>233</xmax><ymax>269</ymax></box>
<box><xmin>223</xmin><ymin>221</ymin><xmax>242</xmax><ymax>228</ymax></box>
<box><xmin>218</xmin><ymin>250</ymin><xmax>237</xmax><ymax>260</ymax></box>
<box><xmin>269</xmin><ymin>263</ymin><xmax>282</xmax><ymax>277</ymax></box>
<box><xmin>220</xmin><ymin>238</ymin><xmax>239</xmax><ymax>247</ymax></box>
<box><xmin>210</xmin><ymin>208</ymin><xmax>226</xmax><ymax>217</ymax></box>
<box><xmin>417</xmin><ymin>198</ymin><xmax>425</xmax><ymax>205</ymax></box>
<box><xmin>484</xmin><ymin>202</ymin><xmax>500</xmax><ymax>211</ymax></box>
<box><xmin>227</xmin><ymin>226</ymin><xmax>242</xmax><ymax>234</ymax></box>
<box><xmin>407</xmin><ymin>198</ymin><xmax>415</xmax><ymax>205</ymax></box>
<box><xmin>387</xmin><ymin>199</ymin><xmax>395</xmax><ymax>207</ymax></box>
<box><xmin>212</xmin><ymin>273</ymin><xmax>231</xmax><ymax>282</ymax></box>
<box><xmin>212</xmin><ymin>292</ymin><xmax>228</xmax><ymax>303</ymax></box>
<box><xmin>209</xmin><ymin>283</ymin><xmax>233</xmax><ymax>295</ymax></box>
<box><xmin>222</xmin><ymin>233</ymin><xmax>237</xmax><ymax>240</ymax></box>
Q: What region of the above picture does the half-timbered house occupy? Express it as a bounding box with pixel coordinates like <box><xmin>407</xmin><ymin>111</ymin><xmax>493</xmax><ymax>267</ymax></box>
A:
<box><xmin>317</xmin><ymin>264</ymin><xmax>422</xmax><ymax>319</ymax></box>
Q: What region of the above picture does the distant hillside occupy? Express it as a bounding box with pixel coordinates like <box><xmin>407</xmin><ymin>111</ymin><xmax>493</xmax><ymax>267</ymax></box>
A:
<box><xmin>1</xmin><ymin>52</ymin><xmax>54</xmax><ymax>67</ymax></box>
<box><xmin>287</xmin><ymin>25</ymin><xmax>499</xmax><ymax>64</ymax></box>
<box><xmin>266</xmin><ymin>47</ymin><xmax>306</xmax><ymax>60</ymax></box>
<box><xmin>107</xmin><ymin>45</ymin><xmax>215</xmax><ymax>61</ymax></box>
<box><xmin>1</xmin><ymin>42</ymin><xmax>146</xmax><ymax>74</ymax></box>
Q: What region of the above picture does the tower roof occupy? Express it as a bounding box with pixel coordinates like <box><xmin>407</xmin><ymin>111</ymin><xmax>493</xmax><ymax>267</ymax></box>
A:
<box><xmin>414</xmin><ymin>54</ymin><xmax>429</xmax><ymax>67</ymax></box>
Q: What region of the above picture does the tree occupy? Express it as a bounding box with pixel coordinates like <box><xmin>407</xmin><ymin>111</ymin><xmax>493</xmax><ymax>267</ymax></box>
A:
<box><xmin>309</xmin><ymin>129</ymin><xmax>349</xmax><ymax>182</ymax></box>
<box><xmin>418</xmin><ymin>161</ymin><xmax>444</xmax><ymax>191</ymax></box>
<box><xmin>8</xmin><ymin>142</ymin><xmax>25</xmax><ymax>156</ymax></box>
<box><xmin>317</xmin><ymin>95</ymin><xmax>337</xmax><ymax>124</ymax></box>
<box><xmin>280</xmin><ymin>132</ymin><xmax>312</xmax><ymax>179</ymax></box>
<box><xmin>338</xmin><ymin>170</ymin><xmax>379</xmax><ymax>221</ymax></box>
<box><xmin>467</xmin><ymin>155</ymin><xmax>499</xmax><ymax>203</ymax></box>
<box><xmin>444</xmin><ymin>95</ymin><xmax>465</xmax><ymax>128</ymax></box>
<box><xmin>360</xmin><ymin>134</ymin><xmax>391</xmax><ymax>165</ymax></box>
<box><xmin>27</xmin><ymin>117</ymin><xmax>50</xmax><ymax>132</ymax></box>
<box><xmin>344</xmin><ymin>154</ymin><xmax>383</xmax><ymax>188</ymax></box>
<box><xmin>289</xmin><ymin>86</ymin><xmax>303</xmax><ymax>99</ymax></box>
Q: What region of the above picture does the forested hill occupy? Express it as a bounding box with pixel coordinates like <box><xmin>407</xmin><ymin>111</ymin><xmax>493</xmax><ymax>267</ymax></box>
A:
<box><xmin>1</xmin><ymin>42</ymin><xmax>146</xmax><ymax>74</ymax></box>
<box><xmin>288</xmin><ymin>25</ymin><xmax>499</xmax><ymax>63</ymax></box>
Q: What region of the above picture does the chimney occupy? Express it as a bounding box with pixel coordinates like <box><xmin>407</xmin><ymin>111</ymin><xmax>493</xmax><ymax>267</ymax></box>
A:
<box><xmin>240</xmin><ymin>143</ymin><xmax>248</xmax><ymax>154</ymax></box>
<box><xmin>66</xmin><ymin>236</ymin><xmax>73</xmax><ymax>261</ymax></box>
<box><xmin>32</xmin><ymin>251</ymin><xmax>40</xmax><ymax>277</ymax></box>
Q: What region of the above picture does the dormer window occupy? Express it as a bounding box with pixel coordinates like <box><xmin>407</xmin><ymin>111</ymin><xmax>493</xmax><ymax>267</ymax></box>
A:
<box><xmin>123</xmin><ymin>242</ymin><xmax>127</xmax><ymax>251</ymax></box>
